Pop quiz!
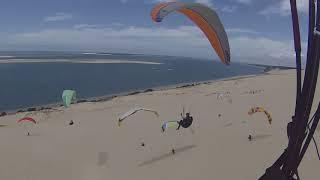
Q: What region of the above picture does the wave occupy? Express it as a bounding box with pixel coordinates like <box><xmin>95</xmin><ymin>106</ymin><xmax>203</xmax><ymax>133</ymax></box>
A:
<box><xmin>0</xmin><ymin>56</ymin><xmax>15</xmax><ymax>58</ymax></box>
<box><xmin>82</xmin><ymin>52</ymin><xmax>112</xmax><ymax>56</ymax></box>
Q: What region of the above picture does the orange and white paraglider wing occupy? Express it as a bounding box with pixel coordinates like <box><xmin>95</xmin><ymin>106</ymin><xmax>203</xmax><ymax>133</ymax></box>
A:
<box><xmin>151</xmin><ymin>2</ymin><xmax>230</xmax><ymax>64</ymax></box>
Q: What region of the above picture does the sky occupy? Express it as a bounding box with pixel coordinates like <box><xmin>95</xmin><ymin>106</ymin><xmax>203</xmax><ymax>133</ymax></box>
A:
<box><xmin>0</xmin><ymin>0</ymin><xmax>311</xmax><ymax>65</ymax></box>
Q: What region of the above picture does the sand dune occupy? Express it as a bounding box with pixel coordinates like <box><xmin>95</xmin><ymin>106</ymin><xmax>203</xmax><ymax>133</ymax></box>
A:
<box><xmin>0</xmin><ymin>69</ymin><xmax>319</xmax><ymax>179</ymax></box>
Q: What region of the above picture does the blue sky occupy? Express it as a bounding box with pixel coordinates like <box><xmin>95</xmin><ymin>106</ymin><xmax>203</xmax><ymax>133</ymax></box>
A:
<box><xmin>0</xmin><ymin>0</ymin><xmax>310</xmax><ymax>65</ymax></box>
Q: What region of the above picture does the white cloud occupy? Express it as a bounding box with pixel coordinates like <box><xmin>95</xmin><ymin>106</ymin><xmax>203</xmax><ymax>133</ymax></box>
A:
<box><xmin>227</xmin><ymin>28</ymin><xmax>260</xmax><ymax>35</ymax></box>
<box><xmin>231</xmin><ymin>36</ymin><xmax>293</xmax><ymax>59</ymax></box>
<box><xmin>236</xmin><ymin>0</ymin><xmax>252</xmax><ymax>5</ymax></box>
<box><xmin>230</xmin><ymin>36</ymin><xmax>307</xmax><ymax>66</ymax></box>
<box><xmin>195</xmin><ymin>0</ymin><xmax>213</xmax><ymax>7</ymax></box>
<box><xmin>4</xmin><ymin>25</ymin><xmax>211</xmax><ymax>58</ymax></box>
<box><xmin>221</xmin><ymin>5</ymin><xmax>238</xmax><ymax>13</ymax></box>
<box><xmin>260</xmin><ymin>0</ymin><xmax>308</xmax><ymax>16</ymax></box>
<box><xmin>73</xmin><ymin>24</ymin><xmax>102</xmax><ymax>29</ymax></box>
<box><xmin>44</xmin><ymin>13</ymin><xmax>73</xmax><ymax>22</ymax></box>
<box><xmin>151</xmin><ymin>0</ymin><xmax>178</xmax><ymax>3</ymax></box>
<box><xmin>0</xmin><ymin>25</ymin><xmax>303</xmax><ymax>66</ymax></box>
<box><xmin>151</xmin><ymin>0</ymin><xmax>213</xmax><ymax>7</ymax></box>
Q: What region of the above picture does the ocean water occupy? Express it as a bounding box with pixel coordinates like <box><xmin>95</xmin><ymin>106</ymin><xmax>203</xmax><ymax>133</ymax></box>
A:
<box><xmin>0</xmin><ymin>52</ymin><xmax>265</xmax><ymax>111</ymax></box>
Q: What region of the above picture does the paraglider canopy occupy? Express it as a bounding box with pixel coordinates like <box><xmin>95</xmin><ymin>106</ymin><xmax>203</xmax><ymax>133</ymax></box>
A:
<box><xmin>151</xmin><ymin>1</ymin><xmax>230</xmax><ymax>65</ymax></box>
<box><xmin>161</xmin><ymin>121</ymin><xmax>179</xmax><ymax>132</ymax></box>
<box><xmin>118</xmin><ymin>107</ymin><xmax>159</xmax><ymax>127</ymax></box>
<box><xmin>17</xmin><ymin>117</ymin><xmax>36</xmax><ymax>124</ymax></box>
<box><xmin>17</xmin><ymin>117</ymin><xmax>36</xmax><ymax>136</ymax></box>
<box><xmin>62</xmin><ymin>90</ymin><xmax>76</xmax><ymax>108</ymax></box>
<box><xmin>248</xmin><ymin>107</ymin><xmax>272</xmax><ymax>125</ymax></box>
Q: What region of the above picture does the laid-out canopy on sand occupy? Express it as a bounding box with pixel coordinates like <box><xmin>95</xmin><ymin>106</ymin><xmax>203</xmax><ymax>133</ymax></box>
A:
<box><xmin>62</xmin><ymin>90</ymin><xmax>76</xmax><ymax>108</ymax></box>
<box><xmin>248</xmin><ymin>107</ymin><xmax>272</xmax><ymax>125</ymax></box>
<box><xmin>161</xmin><ymin>121</ymin><xmax>179</xmax><ymax>132</ymax></box>
<box><xmin>17</xmin><ymin>117</ymin><xmax>36</xmax><ymax>124</ymax></box>
<box><xmin>151</xmin><ymin>1</ymin><xmax>230</xmax><ymax>64</ymax></box>
<box><xmin>118</xmin><ymin>107</ymin><xmax>159</xmax><ymax>126</ymax></box>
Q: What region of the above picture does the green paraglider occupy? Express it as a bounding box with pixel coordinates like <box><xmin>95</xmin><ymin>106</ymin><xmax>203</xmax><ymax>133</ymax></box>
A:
<box><xmin>62</xmin><ymin>90</ymin><xmax>76</xmax><ymax>108</ymax></box>
<box><xmin>161</xmin><ymin>121</ymin><xmax>179</xmax><ymax>132</ymax></box>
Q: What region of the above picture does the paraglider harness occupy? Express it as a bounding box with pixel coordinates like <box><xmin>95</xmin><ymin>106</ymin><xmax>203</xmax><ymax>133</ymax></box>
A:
<box><xmin>259</xmin><ymin>0</ymin><xmax>320</xmax><ymax>179</ymax></box>
<box><xmin>69</xmin><ymin>120</ymin><xmax>74</xmax><ymax>126</ymax></box>
<box><xmin>177</xmin><ymin>113</ymin><xmax>193</xmax><ymax>130</ymax></box>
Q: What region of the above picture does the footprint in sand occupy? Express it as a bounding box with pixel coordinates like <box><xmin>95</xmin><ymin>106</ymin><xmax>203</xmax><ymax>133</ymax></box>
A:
<box><xmin>242</xmin><ymin>89</ymin><xmax>264</xmax><ymax>95</ymax></box>
<box><xmin>250</xmin><ymin>134</ymin><xmax>272</xmax><ymax>141</ymax></box>
<box><xmin>241</xmin><ymin>120</ymin><xmax>247</xmax><ymax>124</ymax></box>
<box><xmin>97</xmin><ymin>152</ymin><xmax>108</xmax><ymax>167</ymax></box>
<box><xmin>224</xmin><ymin>122</ymin><xmax>233</xmax><ymax>127</ymax></box>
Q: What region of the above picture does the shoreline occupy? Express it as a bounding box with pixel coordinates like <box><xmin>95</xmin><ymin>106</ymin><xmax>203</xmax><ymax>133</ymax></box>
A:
<box><xmin>0</xmin><ymin>72</ymin><xmax>267</xmax><ymax>117</ymax></box>
<box><xmin>0</xmin><ymin>64</ymin><xmax>292</xmax><ymax>117</ymax></box>
<box><xmin>0</xmin><ymin>64</ymin><xmax>318</xmax><ymax>180</ymax></box>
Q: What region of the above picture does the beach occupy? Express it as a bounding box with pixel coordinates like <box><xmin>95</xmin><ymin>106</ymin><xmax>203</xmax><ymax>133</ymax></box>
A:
<box><xmin>0</xmin><ymin>69</ymin><xmax>319</xmax><ymax>180</ymax></box>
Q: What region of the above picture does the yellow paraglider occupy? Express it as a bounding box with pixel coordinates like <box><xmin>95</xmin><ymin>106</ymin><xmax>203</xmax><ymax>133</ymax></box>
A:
<box><xmin>248</xmin><ymin>107</ymin><xmax>272</xmax><ymax>125</ymax></box>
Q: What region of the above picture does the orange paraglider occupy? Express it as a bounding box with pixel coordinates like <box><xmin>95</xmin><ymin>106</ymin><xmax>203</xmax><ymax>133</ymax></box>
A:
<box><xmin>151</xmin><ymin>2</ymin><xmax>230</xmax><ymax>65</ymax></box>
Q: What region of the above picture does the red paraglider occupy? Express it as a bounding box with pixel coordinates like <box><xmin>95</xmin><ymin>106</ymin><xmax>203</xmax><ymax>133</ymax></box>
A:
<box><xmin>17</xmin><ymin>117</ymin><xmax>37</xmax><ymax>124</ymax></box>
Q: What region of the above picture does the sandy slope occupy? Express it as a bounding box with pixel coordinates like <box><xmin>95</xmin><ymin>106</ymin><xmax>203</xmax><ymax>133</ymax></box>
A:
<box><xmin>0</xmin><ymin>69</ymin><xmax>319</xmax><ymax>180</ymax></box>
